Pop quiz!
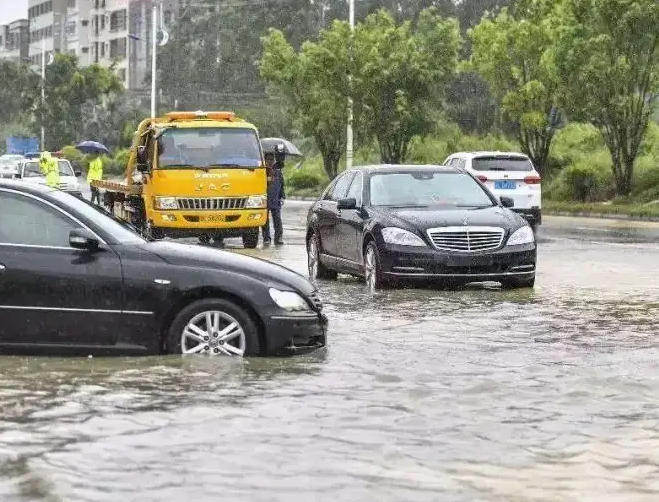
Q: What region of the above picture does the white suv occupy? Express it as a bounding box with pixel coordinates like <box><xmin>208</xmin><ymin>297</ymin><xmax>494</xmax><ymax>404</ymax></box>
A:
<box><xmin>443</xmin><ymin>151</ymin><xmax>542</xmax><ymax>229</ymax></box>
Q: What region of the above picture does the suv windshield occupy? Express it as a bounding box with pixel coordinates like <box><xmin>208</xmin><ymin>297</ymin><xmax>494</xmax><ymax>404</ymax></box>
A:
<box><xmin>471</xmin><ymin>156</ymin><xmax>533</xmax><ymax>171</ymax></box>
<box><xmin>157</xmin><ymin>127</ymin><xmax>262</xmax><ymax>169</ymax></box>
<box><xmin>368</xmin><ymin>171</ymin><xmax>495</xmax><ymax>207</ymax></box>
<box><xmin>23</xmin><ymin>160</ymin><xmax>75</xmax><ymax>177</ymax></box>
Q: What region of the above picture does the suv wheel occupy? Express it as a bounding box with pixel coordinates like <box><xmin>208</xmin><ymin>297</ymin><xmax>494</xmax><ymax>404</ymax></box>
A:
<box><xmin>307</xmin><ymin>233</ymin><xmax>337</xmax><ymax>280</ymax></box>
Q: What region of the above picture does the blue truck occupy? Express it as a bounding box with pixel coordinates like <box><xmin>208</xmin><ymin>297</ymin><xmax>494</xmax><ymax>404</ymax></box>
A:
<box><xmin>5</xmin><ymin>136</ymin><xmax>39</xmax><ymax>155</ymax></box>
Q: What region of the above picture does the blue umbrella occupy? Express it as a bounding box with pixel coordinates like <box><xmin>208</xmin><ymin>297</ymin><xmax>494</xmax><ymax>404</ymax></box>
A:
<box><xmin>76</xmin><ymin>140</ymin><xmax>110</xmax><ymax>155</ymax></box>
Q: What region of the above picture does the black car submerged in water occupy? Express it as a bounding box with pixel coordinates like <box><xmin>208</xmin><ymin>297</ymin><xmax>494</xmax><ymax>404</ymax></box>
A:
<box><xmin>0</xmin><ymin>180</ymin><xmax>327</xmax><ymax>357</ymax></box>
<box><xmin>305</xmin><ymin>164</ymin><xmax>537</xmax><ymax>289</ymax></box>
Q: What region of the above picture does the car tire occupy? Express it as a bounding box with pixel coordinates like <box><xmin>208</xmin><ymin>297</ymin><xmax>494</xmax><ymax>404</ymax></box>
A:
<box><xmin>501</xmin><ymin>276</ymin><xmax>535</xmax><ymax>289</ymax></box>
<box><xmin>165</xmin><ymin>298</ymin><xmax>261</xmax><ymax>356</ymax></box>
<box><xmin>307</xmin><ymin>232</ymin><xmax>337</xmax><ymax>280</ymax></box>
<box><xmin>242</xmin><ymin>230</ymin><xmax>259</xmax><ymax>249</ymax></box>
<box><xmin>364</xmin><ymin>241</ymin><xmax>388</xmax><ymax>290</ymax></box>
<box><xmin>198</xmin><ymin>234</ymin><xmax>212</xmax><ymax>245</ymax></box>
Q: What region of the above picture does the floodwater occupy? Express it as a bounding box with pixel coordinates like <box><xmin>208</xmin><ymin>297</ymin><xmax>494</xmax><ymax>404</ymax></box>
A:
<box><xmin>2</xmin><ymin>201</ymin><xmax>659</xmax><ymax>501</ymax></box>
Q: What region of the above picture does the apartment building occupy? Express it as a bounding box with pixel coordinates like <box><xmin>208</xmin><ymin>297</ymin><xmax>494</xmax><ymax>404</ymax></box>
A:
<box><xmin>0</xmin><ymin>19</ymin><xmax>30</xmax><ymax>63</ymax></box>
<box><xmin>27</xmin><ymin>0</ymin><xmax>68</xmax><ymax>66</ymax></box>
<box><xmin>5</xmin><ymin>0</ymin><xmax>182</xmax><ymax>89</ymax></box>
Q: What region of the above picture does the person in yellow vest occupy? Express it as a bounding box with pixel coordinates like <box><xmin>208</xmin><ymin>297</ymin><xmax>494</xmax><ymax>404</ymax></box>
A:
<box><xmin>87</xmin><ymin>153</ymin><xmax>104</xmax><ymax>204</ymax></box>
<box><xmin>39</xmin><ymin>151</ymin><xmax>59</xmax><ymax>189</ymax></box>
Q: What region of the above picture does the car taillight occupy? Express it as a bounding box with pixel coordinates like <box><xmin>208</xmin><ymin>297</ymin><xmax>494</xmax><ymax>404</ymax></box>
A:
<box><xmin>524</xmin><ymin>176</ymin><xmax>541</xmax><ymax>184</ymax></box>
<box><xmin>477</xmin><ymin>175</ymin><xmax>488</xmax><ymax>182</ymax></box>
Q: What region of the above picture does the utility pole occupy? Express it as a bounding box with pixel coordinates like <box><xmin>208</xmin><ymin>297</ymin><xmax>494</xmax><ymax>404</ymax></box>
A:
<box><xmin>41</xmin><ymin>36</ymin><xmax>46</xmax><ymax>150</ymax></box>
<box><xmin>150</xmin><ymin>0</ymin><xmax>158</xmax><ymax>118</ymax></box>
<box><xmin>346</xmin><ymin>0</ymin><xmax>354</xmax><ymax>170</ymax></box>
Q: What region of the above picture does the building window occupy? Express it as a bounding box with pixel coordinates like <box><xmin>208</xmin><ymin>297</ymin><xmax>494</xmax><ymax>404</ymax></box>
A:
<box><xmin>68</xmin><ymin>0</ymin><xmax>76</xmax><ymax>7</ymax></box>
<box><xmin>82</xmin><ymin>46</ymin><xmax>89</xmax><ymax>53</ymax></box>
<box><xmin>82</xmin><ymin>19</ymin><xmax>88</xmax><ymax>26</ymax></box>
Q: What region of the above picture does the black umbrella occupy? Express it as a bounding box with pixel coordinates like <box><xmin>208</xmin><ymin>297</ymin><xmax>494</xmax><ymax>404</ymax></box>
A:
<box><xmin>76</xmin><ymin>140</ymin><xmax>110</xmax><ymax>155</ymax></box>
<box><xmin>261</xmin><ymin>138</ymin><xmax>303</xmax><ymax>157</ymax></box>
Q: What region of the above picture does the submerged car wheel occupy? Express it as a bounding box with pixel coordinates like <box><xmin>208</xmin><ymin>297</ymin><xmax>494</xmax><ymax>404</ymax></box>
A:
<box><xmin>501</xmin><ymin>276</ymin><xmax>536</xmax><ymax>289</ymax></box>
<box><xmin>166</xmin><ymin>298</ymin><xmax>261</xmax><ymax>356</ymax></box>
<box><xmin>307</xmin><ymin>233</ymin><xmax>337</xmax><ymax>280</ymax></box>
<box><xmin>364</xmin><ymin>241</ymin><xmax>386</xmax><ymax>290</ymax></box>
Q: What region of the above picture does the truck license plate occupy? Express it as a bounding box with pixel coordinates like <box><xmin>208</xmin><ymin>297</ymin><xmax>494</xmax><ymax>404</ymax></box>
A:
<box><xmin>200</xmin><ymin>214</ymin><xmax>225</xmax><ymax>222</ymax></box>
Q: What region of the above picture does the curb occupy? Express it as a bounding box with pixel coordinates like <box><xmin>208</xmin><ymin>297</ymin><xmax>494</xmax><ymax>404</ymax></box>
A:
<box><xmin>544</xmin><ymin>210</ymin><xmax>659</xmax><ymax>223</ymax></box>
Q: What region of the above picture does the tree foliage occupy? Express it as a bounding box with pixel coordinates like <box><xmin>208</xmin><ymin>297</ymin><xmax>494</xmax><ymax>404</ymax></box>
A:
<box><xmin>468</xmin><ymin>3</ymin><xmax>560</xmax><ymax>175</ymax></box>
<box><xmin>260</xmin><ymin>22</ymin><xmax>350</xmax><ymax>178</ymax></box>
<box><xmin>39</xmin><ymin>54</ymin><xmax>123</xmax><ymax>149</ymax></box>
<box><xmin>354</xmin><ymin>9</ymin><xmax>460</xmax><ymax>163</ymax></box>
<box><xmin>548</xmin><ymin>0</ymin><xmax>659</xmax><ymax>195</ymax></box>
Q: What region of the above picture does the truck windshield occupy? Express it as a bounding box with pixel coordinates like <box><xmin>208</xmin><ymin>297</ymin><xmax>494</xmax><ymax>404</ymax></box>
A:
<box><xmin>23</xmin><ymin>160</ymin><xmax>75</xmax><ymax>177</ymax></box>
<box><xmin>157</xmin><ymin>127</ymin><xmax>262</xmax><ymax>169</ymax></box>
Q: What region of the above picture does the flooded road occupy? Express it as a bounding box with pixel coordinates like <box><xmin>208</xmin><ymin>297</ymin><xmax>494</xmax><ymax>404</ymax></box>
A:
<box><xmin>2</xmin><ymin>199</ymin><xmax>659</xmax><ymax>501</ymax></box>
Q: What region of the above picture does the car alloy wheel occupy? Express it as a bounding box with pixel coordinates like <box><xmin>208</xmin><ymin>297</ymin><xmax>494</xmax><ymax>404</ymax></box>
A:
<box><xmin>180</xmin><ymin>310</ymin><xmax>247</xmax><ymax>356</ymax></box>
<box><xmin>308</xmin><ymin>237</ymin><xmax>319</xmax><ymax>278</ymax></box>
<box><xmin>364</xmin><ymin>245</ymin><xmax>378</xmax><ymax>290</ymax></box>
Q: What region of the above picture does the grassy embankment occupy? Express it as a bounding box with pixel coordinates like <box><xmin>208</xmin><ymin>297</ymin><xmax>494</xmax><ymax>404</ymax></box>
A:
<box><xmin>281</xmin><ymin>122</ymin><xmax>659</xmax><ymax>219</ymax></box>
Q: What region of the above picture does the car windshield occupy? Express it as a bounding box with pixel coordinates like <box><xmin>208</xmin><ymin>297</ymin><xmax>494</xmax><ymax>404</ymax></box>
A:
<box><xmin>157</xmin><ymin>127</ymin><xmax>262</xmax><ymax>169</ymax></box>
<box><xmin>23</xmin><ymin>159</ymin><xmax>75</xmax><ymax>177</ymax></box>
<box><xmin>368</xmin><ymin>171</ymin><xmax>495</xmax><ymax>207</ymax></box>
<box><xmin>471</xmin><ymin>156</ymin><xmax>533</xmax><ymax>171</ymax></box>
<box><xmin>49</xmin><ymin>190</ymin><xmax>147</xmax><ymax>245</ymax></box>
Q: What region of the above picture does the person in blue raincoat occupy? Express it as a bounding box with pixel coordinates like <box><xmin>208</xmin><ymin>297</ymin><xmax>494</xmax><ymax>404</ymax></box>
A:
<box><xmin>261</xmin><ymin>146</ymin><xmax>286</xmax><ymax>246</ymax></box>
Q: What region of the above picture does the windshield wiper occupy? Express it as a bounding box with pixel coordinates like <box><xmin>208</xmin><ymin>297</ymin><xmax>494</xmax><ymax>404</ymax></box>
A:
<box><xmin>205</xmin><ymin>163</ymin><xmax>259</xmax><ymax>171</ymax></box>
<box><xmin>160</xmin><ymin>163</ymin><xmax>209</xmax><ymax>172</ymax></box>
<box><xmin>456</xmin><ymin>204</ymin><xmax>494</xmax><ymax>208</ymax></box>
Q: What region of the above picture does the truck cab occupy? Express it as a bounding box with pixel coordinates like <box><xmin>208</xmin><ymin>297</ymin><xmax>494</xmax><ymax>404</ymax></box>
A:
<box><xmin>94</xmin><ymin>111</ymin><xmax>268</xmax><ymax>248</ymax></box>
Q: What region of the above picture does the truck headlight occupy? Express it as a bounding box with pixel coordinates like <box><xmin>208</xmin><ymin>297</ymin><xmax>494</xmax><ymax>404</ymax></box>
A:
<box><xmin>269</xmin><ymin>288</ymin><xmax>311</xmax><ymax>312</ymax></box>
<box><xmin>507</xmin><ymin>226</ymin><xmax>535</xmax><ymax>246</ymax></box>
<box><xmin>154</xmin><ymin>196</ymin><xmax>178</xmax><ymax>210</ymax></box>
<box><xmin>245</xmin><ymin>194</ymin><xmax>267</xmax><ymax>209</ymax></box>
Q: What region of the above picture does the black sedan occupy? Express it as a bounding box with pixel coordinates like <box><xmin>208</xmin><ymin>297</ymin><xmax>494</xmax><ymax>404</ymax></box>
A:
<box><xmin>305</xmin><ymin>164</ymin><xmax>537</xmax><ymax>289</ymax></box>
<box><xmin>0</xmin><ymin>180</ymin><xmax>327</xmax><ymax>357</ymax></box>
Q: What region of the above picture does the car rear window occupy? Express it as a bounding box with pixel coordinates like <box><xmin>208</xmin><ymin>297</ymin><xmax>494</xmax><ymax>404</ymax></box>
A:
<box><xmin>471</xmin><ymin>156</ymin><xmax>533</xmax><ymax>171</ymax></box>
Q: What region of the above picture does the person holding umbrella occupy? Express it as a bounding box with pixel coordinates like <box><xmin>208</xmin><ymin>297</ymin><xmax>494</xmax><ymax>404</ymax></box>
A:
<box><xmin>261</xmin><ymin>144</ymin><xmax>286</xmax><ymax>246</ymax></box>
<box><xmin>75</xmin><ymin>141</ymin><xmax>110</xmax><ymax>204</ymax></box>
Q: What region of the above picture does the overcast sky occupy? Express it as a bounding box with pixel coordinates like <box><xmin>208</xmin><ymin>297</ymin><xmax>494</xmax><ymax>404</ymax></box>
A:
<box><xmin>0</xmin><ymin>0</ymin><xmax>29</xmax><ymax>25</ymax></box>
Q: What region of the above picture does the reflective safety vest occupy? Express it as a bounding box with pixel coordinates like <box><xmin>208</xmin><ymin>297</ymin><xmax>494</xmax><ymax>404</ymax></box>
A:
<box><xmin>87</xmin><ymin>157</ymin><xmax>103</xmax><ymax>183</ymax></box>
<box><xmin>45</xmin><ymin>161</ymin><xmax>59</xmax><ymax>188</ymax></box>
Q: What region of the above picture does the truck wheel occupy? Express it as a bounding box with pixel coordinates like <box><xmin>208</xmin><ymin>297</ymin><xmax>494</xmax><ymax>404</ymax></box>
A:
<box><xmin>198</xmin><ymin>234</ymin><xmax>212</xmax><ymax>245</ymax></box>
<box><xmin>145</xmin><ymin>220</ymin><xmax>164</xmax><ymax>240</ymax></box>
<box><xmin>242</xmin><ymin>230</ymin><xmax>259</xmax><ymax>249</ymax></box>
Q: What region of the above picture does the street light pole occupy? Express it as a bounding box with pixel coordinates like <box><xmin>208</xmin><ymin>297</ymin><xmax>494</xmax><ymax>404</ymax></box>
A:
<box><xmin>41</xmin><ymin>36</ymin><xmax>46</xmax><ymax>150</ymax></box>
<box><xmin>150</xmin><ymin>0</ymin><xmax>158</xmax><ymax>118</ymax></box>
<box><xmin>346</xmin><ymin>0</ymin><xmax>354</xmax><ymax>170</ymax></box>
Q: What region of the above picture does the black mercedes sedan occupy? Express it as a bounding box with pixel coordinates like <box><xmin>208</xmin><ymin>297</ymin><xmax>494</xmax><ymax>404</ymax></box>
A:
<box><xmin>305</xmin><ymin>164</ymin><xmax>536</xmax><ymax>289</ymax></box>
<box><xmin>0</xmin><ymin>180</ymin><xmax>327</xmax><ymax>357</ymax></box>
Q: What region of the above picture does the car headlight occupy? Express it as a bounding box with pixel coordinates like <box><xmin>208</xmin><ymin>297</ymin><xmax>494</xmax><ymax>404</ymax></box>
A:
<box><xmin>245</xmin><ymin>194</ymin><xmax>267</xmax><ymax>209</ymax></box>
<box><xmin>381</xmin><ymin>227</ymin><xmax>426</xmax><ymax>247</ymax></box>
<box><xmin>154</xmin><ymin>196</ymin><xmax>178</xmax><ymax>210</ymax></box>
<box><xmin>269</xmin><ymin>288</ymin><xmax>312</xmax><ymax>312</ymax></box>
<box><xmin>507</xmin><ymin>226</ymin><xmax>535</xmax><ymax>246</ymax></box>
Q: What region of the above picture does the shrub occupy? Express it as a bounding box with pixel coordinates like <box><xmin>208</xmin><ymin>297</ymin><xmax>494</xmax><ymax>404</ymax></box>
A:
<box><xmin>286</xmin><ymin>168</ymin><xmax>325</xmax><ymax>190</ymax></box>
<box><xmin>632</xmin><ymin>155</ymin><xmax>659</xmax><ymax>202</ymax></box>
<box><xmin>545</xmin><ymin>150</ymin><xmax>613</xmax><ymax>202</ymax></box>
<box><xmin>549</xmin><ymin>123</ymin><xmax>604</xmax><ymax>168</ymax></box>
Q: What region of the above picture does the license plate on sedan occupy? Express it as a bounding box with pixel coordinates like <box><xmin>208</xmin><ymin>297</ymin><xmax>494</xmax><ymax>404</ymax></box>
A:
<box><xmin>199</xmin><ymin>214</ymin><xmax>225</xmax><ymax>222</ymax></box>
<box><xmin>494</xmin><ymin>180</ymin><xmax>516</xmax><ymax>189</ymax></box>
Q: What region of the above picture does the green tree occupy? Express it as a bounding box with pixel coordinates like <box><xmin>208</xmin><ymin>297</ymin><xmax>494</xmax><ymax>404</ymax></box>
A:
<box><xmin>468</xmin><ymin>5</ymin><xmax>560</xmax><ymax>175</ymax></box>
<box><xmin>0</xmin><ymin>60</ymin><xmax>39</xmax><ymax>125</ymax></box>
<box><xmin>549</xmin><ymin>0</ymin><xmax>659</xmax><ymax>195</ymax></box>
<box><xmin>260</xmin><ymin>23</ymin><xmax>350</xmax><ymax>178</ymax></box>
<box><xmin>37</xmin><ymin>54</ymin><xmax>123</xmax><ymax>149</ymax></box>
<box><xmin>354</xmin><ymin>8</ymin><xmax>460</xmax><ymax>163</ymax></box>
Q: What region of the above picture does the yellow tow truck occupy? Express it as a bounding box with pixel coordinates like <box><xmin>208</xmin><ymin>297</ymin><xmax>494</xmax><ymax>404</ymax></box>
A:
<box><xmin>92</xmin><ymin>110</ymin><xmax>267</xmax><ymax>248</ymax></box>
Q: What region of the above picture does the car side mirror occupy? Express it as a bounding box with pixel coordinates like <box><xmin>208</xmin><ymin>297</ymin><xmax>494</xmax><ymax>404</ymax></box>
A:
<box><xmin>69</xmin><ymin>228</ymin><xmax>100</xmax><ymax>252</ymax></box>
<box><xmin>136</xmin><ymin>145</ymin><xmax>148</xmax><ymax>164</ymax></box>
<box><xmin>500</xmin><ymin>196</ymin><xmax>515</xmax><ymax>208</ymax></box>
<box><xmin>74</xmin><ymin>169</ymin><xmax>82</xmax><ymax>177</ymax></box>
<box><xmin>337</xmin><ymin>197</ymin><xmax>357</xmax><ymax>210</ymax></box>
<box><xmin>12</xmin><ymin>172</ymin><xmax>20</xmax><ymax>179</ymax></box>
<box><xmin>136</xmin><ymin>162</ymin><xmax>150</xmax><ymax>174</ymax></box>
